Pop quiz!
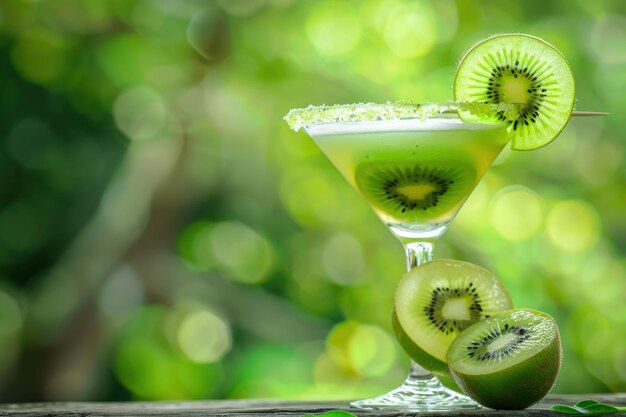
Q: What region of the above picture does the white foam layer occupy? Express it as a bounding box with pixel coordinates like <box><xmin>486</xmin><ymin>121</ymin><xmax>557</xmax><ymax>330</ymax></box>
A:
<box><xmin>306</xmin><ymin>117</ymin><xmax>503</xmax><ymax>137</ymax></box>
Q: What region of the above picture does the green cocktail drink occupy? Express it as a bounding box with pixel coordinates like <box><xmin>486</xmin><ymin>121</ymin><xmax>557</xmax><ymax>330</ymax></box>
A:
<box><xmin>308</xmin><ymin>117</ymin><xmax>509</xmax><ymax>238</ymax></box>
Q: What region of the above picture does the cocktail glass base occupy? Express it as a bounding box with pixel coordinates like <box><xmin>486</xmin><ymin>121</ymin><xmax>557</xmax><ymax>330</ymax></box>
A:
<box><xmin>350</xmin><ymin>373</ymin><xmax>481</xmax><ymax>411</ymax></box>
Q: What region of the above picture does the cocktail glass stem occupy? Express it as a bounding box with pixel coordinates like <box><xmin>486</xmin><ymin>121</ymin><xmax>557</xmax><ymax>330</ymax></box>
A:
<box><xmin>404</xmin><ymin>240</ymin><xmax>433</xmax><ymax>270</ymax></box>
<box><xmin>404</xmin><ymin>240</ymin><xmax>435</xmax><ymax>380</ymax></box>
<box><xmin>350</xmin><ymin>238</ymin><xmax>482</xmax><ymax>411</ymax></box>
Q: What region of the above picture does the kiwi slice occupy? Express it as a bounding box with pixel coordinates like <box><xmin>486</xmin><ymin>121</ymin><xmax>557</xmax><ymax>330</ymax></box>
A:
<box><xmin>447</xmin><ymin>309</ymin><xmax>562</xmax><ymax>410</ymax></box>
<box><xmin>454</xmin><ymin>34</ymin><xmax>575</xmax><ymax>151</ymax></box>
<box><xmin>355</xmin><ymin>161</ymin><xmax>476</xmax><ymax>224</ymax></box>
<box><xmin>393</xmin><ymin>260</ymin><xmax>513</xmax><ymax>375</ymax></box>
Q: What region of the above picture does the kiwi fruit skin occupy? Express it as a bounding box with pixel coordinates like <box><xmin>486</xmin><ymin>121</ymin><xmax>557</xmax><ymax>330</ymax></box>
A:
<box><xmin>392</xmin><ymin>308</ymin><xmax>464</xmax><ymax>394</ymax></box>
<box><xmin>434</xmin><ymin>369</ymin><xmax>464</xmax><ymax>394</ymax></box>
<box><xmin>447</xmin><ymin>309</ymin><xmax>562</xmax><ymax>410</ymax></box>
<box><xmin>454</xmin><ymin>33</ymin><xmax>575</xmax><ymax>151</ymax></box>
<box><xmin>392</xmin><ymin>307</ymin><xmax>448</xmax><ymax>374</ymax></box>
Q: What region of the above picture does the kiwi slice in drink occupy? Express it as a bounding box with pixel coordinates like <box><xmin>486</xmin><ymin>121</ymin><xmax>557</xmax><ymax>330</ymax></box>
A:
<box><xmin>355</xmin><ymin>162</ymin><xmax>476</xmax><ymax>223</ymax></box>
<box><xmin>393</xmin><ymin>260</ymin><xmax>513</xmax><ymax>375</ymax></box>
<box><xmin>454</xmin><ymin>34</ymin><xmax>575</xmax><ymax>150</ymax></box>
<box><xmin>448</xmin><ymin>309</ymin><xmax>562</xmax><ymax>410</ymax></box>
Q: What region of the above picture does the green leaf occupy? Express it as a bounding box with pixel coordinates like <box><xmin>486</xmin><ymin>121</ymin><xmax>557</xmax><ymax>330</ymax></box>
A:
<box><xmin>576</xmin><ymin>403</ymin><xmax>620</xmax><ymax>415</ymax></box>
<box><xmin>552</xmin><ymin>400</ymin><xmax>626</xmax><ymax>415</ymax></box>
<box><xmin>552</xmin><ymin>405</ymin><xmax>583</xmax><ymax>414</ymax></box>
<box><xmin>575</xmin><ymin>400</ymin><xmax>600</xmax><ymax>408</ymax></box>
<box><xmin>303</xmin><ymin>411</ymin><xmax>357</xmax><ymax>417</ymax></box>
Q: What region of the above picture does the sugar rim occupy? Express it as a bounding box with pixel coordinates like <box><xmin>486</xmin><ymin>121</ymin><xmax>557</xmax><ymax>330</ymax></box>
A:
<box><xmin>284</xmin><ymin>101</ymin><xmax>521</xmax><ymax>132</ymax></box>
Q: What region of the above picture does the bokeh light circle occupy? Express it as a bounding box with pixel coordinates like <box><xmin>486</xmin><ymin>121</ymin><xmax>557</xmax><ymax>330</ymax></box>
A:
<box><xmin>383</xmin><ymin>2</ymin><xmax>438</xmax><ymax>58</ymax></box>
<box><xmin>113</xmin><ymin>86</ymin><xmax>169</xmax><ymax>141</ymax></box>
<box><xmin>322</xmin><ymin>233</ymin><xmax>365</xmax><ymax>285</ymax></box>
<box><xmin>326</xmin><ymin>320</ymin><xmax>396</xmax><ymax>378</ymax></box>
<box><xmin>209</xmin><ymin>221</ymin><xmax>274</xmax><ymax>284</ymax></box>
<box><xmin>490</xmin><ymin>186</ymin><xmax>543</xmax><ymax>241</ymax></box>
<box><xmin>306</xmin><ymin>0</ymin><xmax>362</xmax><ymax>58</ymax></box>
<box><xmin>177</xmin><ymin>310</ymin><xmax>232</xmax><ymax>363</ymax></box>
<box><xmin>589</xmin><ymin>14</ymin><xmax>626</xmax><ymax>65</ymax></box>
<box><xmin>546</xmin><ymin>200</ymin><xmax>600</xmax><ymax>253</ymax></box>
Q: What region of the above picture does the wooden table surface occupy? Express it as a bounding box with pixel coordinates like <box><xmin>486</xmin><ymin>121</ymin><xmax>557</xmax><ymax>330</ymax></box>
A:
<box><xmin>1</xmin><ymin>394</ymin><xmax>625</xmax><ymax>416</ymax></box>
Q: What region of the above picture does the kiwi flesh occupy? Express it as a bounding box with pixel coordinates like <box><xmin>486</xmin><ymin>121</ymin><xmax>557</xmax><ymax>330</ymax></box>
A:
<box><xmin>393</xmin><ymin>260</ymin><xmax>513</xmax><ymax>375</ymax></box>
<box><xmin>355</xmin><ymin>162</ymin><xmax>476</xmax><ymax>224</ymax></box>
<box><xmin>447</xmin><ymin>309</ymin><xmax>562</xmax><ymax>410</ymax></box>
<box><xmin>392</xmin><ymin>309</ymin><xmax>464</xmax><ymax>395</ymax></box>
<box><xmin>454</xmin><ymin>34</ymin><xmax>575</xmax><ymax>151</ymax></box>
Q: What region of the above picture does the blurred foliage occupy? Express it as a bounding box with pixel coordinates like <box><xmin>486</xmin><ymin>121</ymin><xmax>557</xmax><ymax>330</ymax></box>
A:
<box><xmin>0</xmin><ymin>0</ymin><xmax>625</xmax><ymax>402</ymax></box>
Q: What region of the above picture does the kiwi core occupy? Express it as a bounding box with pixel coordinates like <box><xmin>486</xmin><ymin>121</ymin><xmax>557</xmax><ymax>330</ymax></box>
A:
<box><xmin>486</xmin><ymin>332</ymin><xmax>518</xmax><ymax>353</ymax></box>
<box><xmin>486</xmin><ymin>65</ymin><xmax>544</xmax><ymax>128</ymax></box>
<box><xmin>466</xmin><ymin>324</ymin><xmax>531</xmax><ymax>361</ymax></box>
<box><xmin>424</xmin><ymin>283</ymin><xmax>483</xmax><ymax>335</ymax></box>
<box><xmin>397</xmin><ymin>184</ymin><xmax>437</xmax><ymax>201</ymax></box>
<box><xmin>442</xmin><ymin>299</ymin><xmax>472</xmax><ymax>321</ymax></box>
<box><xmin>500</xmin><ymin>76</ymin><xmax>533</xmax><ymax>104</ymax></box>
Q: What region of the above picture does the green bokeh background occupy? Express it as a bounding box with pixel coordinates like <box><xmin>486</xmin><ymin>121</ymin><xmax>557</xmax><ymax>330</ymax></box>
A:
<box><xmin>1</xmin><ymin>0</ymin><xmax>625</xmax><ymax>402</ymax></box>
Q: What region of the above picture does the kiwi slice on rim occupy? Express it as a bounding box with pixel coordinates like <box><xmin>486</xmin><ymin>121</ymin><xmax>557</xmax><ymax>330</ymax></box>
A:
<box><xmin>355</xmin><ymin>161</ymin><xmax>476</xmax><ymax>224</ymax></box>
<box><xmin>454</xmin><ymin>34</ymin><xmax>575</xmax><ymax>151</ymax></box>
<box><xmin>393</xmin><ymin>260</ymin><xmax>513</xmax><ymax>375</ymax></box>
<box><xmin>447</xmin><ymin>309</ymin><xmax>562</xmax><ymax>410</ymax></box>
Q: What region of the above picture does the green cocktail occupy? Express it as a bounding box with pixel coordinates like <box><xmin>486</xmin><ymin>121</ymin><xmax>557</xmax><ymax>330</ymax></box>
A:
<box><xmin>308</xmin><ymin>116</ymin><xmax>509</xmax><ymax>238</ymax></box>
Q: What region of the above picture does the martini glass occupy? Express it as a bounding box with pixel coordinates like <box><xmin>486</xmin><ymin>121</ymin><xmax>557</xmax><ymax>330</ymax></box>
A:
<box><xmin>285</xmin><ymin>102</ymin><xmax>511</xmax><ymax>411</ymax></box>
